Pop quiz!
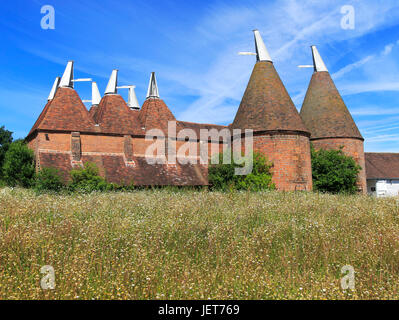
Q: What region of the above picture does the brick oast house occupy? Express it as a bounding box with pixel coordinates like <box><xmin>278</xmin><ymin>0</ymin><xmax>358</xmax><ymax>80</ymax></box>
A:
<box><xmin>299</xmin><ymin>45</ymin><xmax>367</xmax><ymax>193</ymax></box>
<box><xmin>25</xmin><ymin>30</ymin><xmax>383</xmax><ymax>193</ymax></box>
<box><xmin>232</xmin><ymin>30</ymin><xmax>312</xmax><ymax>191</ymax></box>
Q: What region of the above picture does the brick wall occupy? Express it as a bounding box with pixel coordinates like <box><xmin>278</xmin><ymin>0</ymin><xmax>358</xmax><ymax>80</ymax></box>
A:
<box><xmin>252</xmin><ymin>134</ymin><xmax>313</xmax><ymax>191</ymax></box>
<box><xmin>311</xmin><ymin>138</ymin><xmax>367</xmax><ymax>194</ymax></box>
<box><xmin>28</xmin><ymin>131</ymin><xmax>224</xmax><ymax>185</ymax></box>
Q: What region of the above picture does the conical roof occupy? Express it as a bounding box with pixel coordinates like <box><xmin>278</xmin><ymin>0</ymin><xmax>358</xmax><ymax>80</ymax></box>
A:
<box><xmin>232</xmin><ymin>61</ymin><xmax>309</xmax><ymax>133</ymax></box>
<box><xmin>28</xmin><ymin>87</ymin><xmax>96</xmax><ymax>137</ymax></box>
<box><xmin>300</xmin><ymin>47</ymin><xmax>363</xmax><ymax>140</ymax></box>
<box><xmin>139</xmin><ymin>98</ymin><xmax>175</xmax><ymax>132</ymax></box>
<box><xmin>94</xmin><ymin>94</ymin><xmax>141</xmax><ymax>135</ymax></box>
<box><xmin>138</xmin><ymin>72</ymin><xmax>175</xmax><ymax>132</ymax></box>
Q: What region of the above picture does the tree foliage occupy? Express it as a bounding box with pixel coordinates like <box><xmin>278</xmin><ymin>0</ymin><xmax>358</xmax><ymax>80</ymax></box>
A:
<box><xmin>2</xmin><ymin>140</ymin><xmax>35</xmax><ymax>187</ymax></box>
<box><xmin>208</xmin><ymin>151</ymin><xmax>275</xmax><ymax>191</ymax></box>
<box><xmin>311</xmin><ymin>146</ymin><xmax>361</xmax><ymax>194</ymax></box>
<box><xmin>0</xmin><ymin>126</ymin><xmax>13</xmax><ymax>180</ymax></box>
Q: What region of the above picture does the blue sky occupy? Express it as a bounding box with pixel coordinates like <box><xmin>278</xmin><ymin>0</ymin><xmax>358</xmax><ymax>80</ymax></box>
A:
<box><xmin>1</xmin><ymin>0</ymin><xmax>399</xmax><ymax>152</ymax></box>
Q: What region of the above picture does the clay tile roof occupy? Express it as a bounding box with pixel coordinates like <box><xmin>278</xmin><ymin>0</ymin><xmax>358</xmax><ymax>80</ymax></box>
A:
<box><xmin>177</xmin><ymin>121</ymin><xmax>229</xmax><ymax>138</ymax></box>
<box><xmin>94</xmin><ymin>94</ymin><xmax>142</xmax><ymax>135</ymax></box>
<box><xmin>300</xmin><ymin>71</ymin><xmax>363</xmax><ymax>140</ymax></box>
<box><xmin>28</xmin><ymin>87</ymin><xmax>96</xmax><ymax>137</ymax></box>
<box><xmin>365</xmin><ymin>153</ymin><xmax>399</xmax><ymax>179</ymax></box>
<box><xmin>88</xmin><ymin>105</ymin><xmax>99</xmax><ymax>120</ymax></box>
<box><xmin>139</xmin><ymin>98</ymin><xmax>176</xmax><ymax>133</ymax></box>
<box><xmin>232</xmin><ymin>61</ymin><xmax>309</xmax><ymax>134</ymax></box>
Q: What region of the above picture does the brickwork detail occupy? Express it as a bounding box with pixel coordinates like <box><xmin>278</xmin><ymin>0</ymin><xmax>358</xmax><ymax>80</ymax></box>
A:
<box><xmin>71</xmin><ymin>132</ymin><xmax>81</xmax><ymax>161</ymax></box>
<box><xmin>253</xmin><ymin>134</ymin><xmax>313</xmax><ymax>191</ymax></box>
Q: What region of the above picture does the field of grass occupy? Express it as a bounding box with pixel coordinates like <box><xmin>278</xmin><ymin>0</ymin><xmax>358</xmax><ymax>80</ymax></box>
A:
<box><xmin>0</xmin><ymin>187</ymin><xmax>399</xmax><ymax>299</ymax></box>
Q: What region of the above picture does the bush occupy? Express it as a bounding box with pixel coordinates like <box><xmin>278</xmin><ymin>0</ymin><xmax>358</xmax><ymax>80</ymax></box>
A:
<box><xmin>2</xmin><ymin>140</ymin><xmax>35</xmax><ymax>188</ymax></box>
<box><xmin>69</xmin><ymin>162</ymin><xmax>111</xmax><ymax>193</ymax></box>
<box><xmin>208</xmin><ymin>151</ymin><xmax>275</xmax><ymax>191</ymax></box>
<box><xmin>0</xmin><ymin>126</ymin><xmax>13</xmax><ymax>181</ymax></box>
<box><xmin>68</xmin><ymin>162</ymin><xmax>134</xmax><ymax>193</ymax></box>
<box><xmin>311</xmin><ymin>146</ymin><xmax>361</xmax><ymax>194</ymax></box>
<box><xmin>35</xmin><ymin>167</ymin><xmax>65</xmax><ymax>192</ymax></box>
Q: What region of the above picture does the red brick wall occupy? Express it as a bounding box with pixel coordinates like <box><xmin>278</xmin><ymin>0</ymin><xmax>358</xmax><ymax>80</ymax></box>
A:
<box><xmin>27</xmin><ymin>131</ymin><xmax>224</xmax><ymax>185</ymax></box>
<box><xmin>311</xmin><ymin>138</ymin><xmax>366</xmax><ymax>194</ymax></box>
<box><xmin>253</xmin><ymin>134</ymin><xmax>313</xmax><ymax>191</ymax></box>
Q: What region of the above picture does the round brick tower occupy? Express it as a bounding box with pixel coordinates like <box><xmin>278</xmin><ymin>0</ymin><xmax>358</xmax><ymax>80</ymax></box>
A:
<box><xmin>300</xmin><ymin>46</ymin><xmax>366</xmax><ymax>193</ymax></box>
<box><xmin>232</xmin><ymin>30</ymin><xmax>312</xmax><ymax>191</ymax></box>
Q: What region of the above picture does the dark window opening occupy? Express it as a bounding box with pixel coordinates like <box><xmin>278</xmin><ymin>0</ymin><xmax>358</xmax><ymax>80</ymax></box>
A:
<box><xmin>45</xmin><ymin>134</ymin><xmax>50</xmax><ymax>141</ymax></box>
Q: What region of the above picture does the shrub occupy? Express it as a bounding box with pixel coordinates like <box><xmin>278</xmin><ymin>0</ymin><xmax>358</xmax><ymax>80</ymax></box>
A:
<box><xmin>35</xmin><ymin>167</ymin><xmax>65</xmax><ymax>192</ymax></box>
<box><xmin>69</xmin><ymin>162</ymin><xmax>111</xmax><ymax>193</ymax></box>
<box><xmin>68</xmin><ymin>162</ymin><xmax>134</xmax><ymax>193</ymax></box>
<box><xmin>208</xmin><ymin>151</ymin><xmax>275</xmax><ymax>191</ymax></box>
<box><xmin>0</xmin><ymin>126</ymin><xmax>13</xmax><ymax>181</ymax></box>
<box><xmin>311</xmin><ymin>146</ymin><xmax>361</xmax><ymax>194</ymax></box>
<box><xmin>2</xmin><ymin>140</ymin><xmax>35</xmax><ymax>188</ymax></box>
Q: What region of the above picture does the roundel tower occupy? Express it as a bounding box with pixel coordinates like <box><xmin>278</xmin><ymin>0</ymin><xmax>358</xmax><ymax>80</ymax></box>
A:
<box><xmin>300</xmin><ymin>46</ymin><xmax>366</xmax><ymax>193</ymax></box>
<box><xmin>232</xmin><ymin>30</ymin><xmax>313</xmax><ymax>191</ymax></box>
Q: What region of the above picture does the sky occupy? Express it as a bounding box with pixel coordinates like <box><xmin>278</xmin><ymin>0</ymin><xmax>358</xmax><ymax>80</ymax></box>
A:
<box><xmin>1</xmin><ymin>0</ymin><xmax>399</xmax><ymax>152</ymax></box>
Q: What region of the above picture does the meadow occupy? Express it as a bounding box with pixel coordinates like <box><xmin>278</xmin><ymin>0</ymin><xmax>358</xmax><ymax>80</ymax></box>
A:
<box><xmin>0</xmin><ymin>187</ymin><xmax>399</xmax><ymax>299</ymax></box>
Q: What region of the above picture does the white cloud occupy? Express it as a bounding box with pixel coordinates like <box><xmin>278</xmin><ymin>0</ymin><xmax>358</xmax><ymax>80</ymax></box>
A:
<box><xmin>332</xmin><ymin>55</ymin><xmax>374</xmax><ymax>80</ymax></box>
<box><xmin>382</xmin><ymin>43</ymin><xmax>394</xmax><ymax>55</ymax></box>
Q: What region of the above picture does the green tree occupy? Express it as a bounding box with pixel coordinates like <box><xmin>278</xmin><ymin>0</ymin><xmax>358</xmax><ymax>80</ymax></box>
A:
<box><xmin>2</xmin><ymin>140</ymin><xmax>35</xmax><ymax>187</ymax></box>
<box><xmin>311</xmin><ymin>146</ymin><xmax>361</xmax><ymax>194</ymax></box>
<box><xmin>0</xmin><ymin>126</ymin><xmax>13</xmax><ymax>181</ymax></box>
<box><xmin>208</xmin><ymin>151</ymin><xmax>275</xmax><ymax>191</ymax></box>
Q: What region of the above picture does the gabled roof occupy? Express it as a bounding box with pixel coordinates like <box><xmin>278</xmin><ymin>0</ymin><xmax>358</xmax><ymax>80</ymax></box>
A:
<box><xmin>300</xmin><ymin>46</ymin><xmax>363</xmax><ymax>140</ymax></box>
<box><xmin>139</xmin><ymin>98</ymin><xmax>176</xmax><ymax>132</ymax></box>
<box><xmin>28</xmin><ymin>87</ymin><xmax>96</xmax><ymax>137</ymax></box>
<box><xmin>365</xmin><ymin>153</ymin><xmax>399</xmax><ymax>179</ymax></box>
<box><xmin>94</xmin><ymin>94</ymin><xmax>142</xmax><ymax>135</ymax></box>
<box><xmin>232</xmin><ymin>61</ymin><xmax>309</xmax><ymax>133</ymax></box>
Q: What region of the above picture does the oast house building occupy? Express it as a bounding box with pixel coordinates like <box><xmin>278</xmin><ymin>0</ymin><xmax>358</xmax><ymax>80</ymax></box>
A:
<box><xmin>25</xmin><ymin>30</ymin><xmax>397</xmax><ymax>195</ymax></box>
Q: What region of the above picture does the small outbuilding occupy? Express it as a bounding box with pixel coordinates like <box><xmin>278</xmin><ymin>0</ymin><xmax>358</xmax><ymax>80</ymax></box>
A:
<box><xmin>365</xmin><ymin>153</ymin><xmax>399</xmax><ymax>197</ymax></box>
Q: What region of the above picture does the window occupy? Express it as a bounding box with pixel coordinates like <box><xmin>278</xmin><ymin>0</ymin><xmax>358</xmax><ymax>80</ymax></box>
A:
<box><xmin>371</xmin><ymin>187</ymin><xmax>376</xmax><ymax>192</ymax></box>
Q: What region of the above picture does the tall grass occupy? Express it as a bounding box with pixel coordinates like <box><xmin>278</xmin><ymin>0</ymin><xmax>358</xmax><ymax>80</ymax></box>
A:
<box><xmin>0</xmin><ymin>187</ymin><xmax>398</xmax><ymax>299</ymax></box>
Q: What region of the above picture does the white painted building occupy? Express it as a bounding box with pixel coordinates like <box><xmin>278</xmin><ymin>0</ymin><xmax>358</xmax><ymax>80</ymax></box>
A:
<box><xmin>365</xmin><ymin>153</ymin><xmax>399</xmax><ymax>197</ymax></box>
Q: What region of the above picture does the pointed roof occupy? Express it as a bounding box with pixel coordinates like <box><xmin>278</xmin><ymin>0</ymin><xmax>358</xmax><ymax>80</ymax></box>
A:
<box><xmin>27</xmin><ymin>87</ymin><xmax>96</xmax><ymax>137</ymax></box>
<box><xmin>146</xmin><ymin>72</ymin><xmax>159</xmax><ymax>99</ymax></box>
<box><xmin>232</xmin><ymin>31</ymin><xmax>308</xmax><ymax>133</ymax></box>
<box><xmin>139</xmin><ymin>72</ymin><xmax>175</xmax><ymax>132</ymax></box>
<box><xmin>139</xmin><ymin>99</ymin><xmax>176</xmax><ymax>132</ymax></box>
<box><xmin>48</xmin><ymin>77</ymin><xmax>61</xmax><ymax>101</ymax></box>
<box><xmin>300</xmin><ymin>46</ymin><xmax>363</xmax><ymax>140</ymax></box>
<box><xmin>94</xmin><ymin>94</ymin><xmax>142</xmax><ymax>135</ymax></box>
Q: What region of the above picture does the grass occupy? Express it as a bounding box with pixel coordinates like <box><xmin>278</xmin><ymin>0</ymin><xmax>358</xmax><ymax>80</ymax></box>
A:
<box><xmin>0</xmin><ymin>187</ymin><xmax>399</xmax><ymax>300</ymax></box>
